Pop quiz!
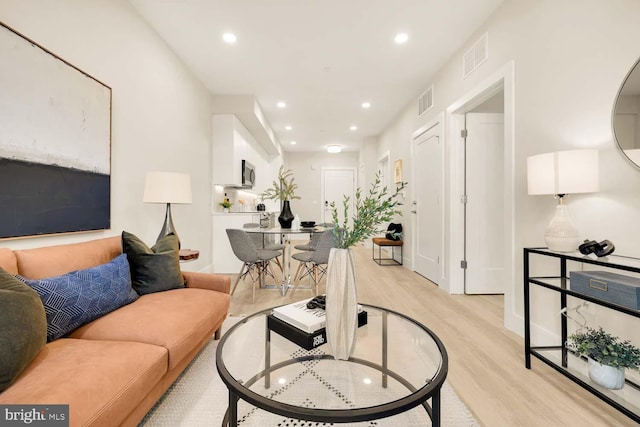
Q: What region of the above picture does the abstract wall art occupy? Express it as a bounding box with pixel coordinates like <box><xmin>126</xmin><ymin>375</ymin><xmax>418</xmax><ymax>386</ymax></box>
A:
<box><xmin>0</xmin><ymin>22</ymin><xmax>112</xmax><ymax>239</ymax></box>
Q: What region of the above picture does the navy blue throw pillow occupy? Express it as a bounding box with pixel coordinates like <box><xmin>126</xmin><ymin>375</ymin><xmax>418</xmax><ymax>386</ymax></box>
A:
<box><xmin>17</xmin><ymin>254</ymin><xmax>138</xmax><ymax>342</ymax></box>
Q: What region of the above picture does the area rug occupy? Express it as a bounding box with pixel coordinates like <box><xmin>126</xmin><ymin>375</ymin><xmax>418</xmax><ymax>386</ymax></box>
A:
<box><xmin>139</xmin><ymin>317</ymin><xmax>479</xmax><ymax>427</ymax></box>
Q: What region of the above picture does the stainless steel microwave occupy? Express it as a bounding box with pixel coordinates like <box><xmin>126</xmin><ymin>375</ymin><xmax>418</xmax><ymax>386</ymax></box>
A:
<box><xmin>241</xmin><ymin>160</ymin><xmax>255</xmax><ymax>188</ymax></box>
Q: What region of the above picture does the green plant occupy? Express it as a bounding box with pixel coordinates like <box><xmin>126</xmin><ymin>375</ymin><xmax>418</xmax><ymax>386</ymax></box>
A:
<box><xmin>219</xmin><ymin>200</ymin><xmax>232</xmax><ymax>209</ymax></box>
<box><xmin>330</xmin><ymin>173</ymin><xmax>407</xmax><ymax>249</ymax></box>
<box><xmin>568</xmin><ymin>327</ymin><xmax>640</xmax><ymax>369</ymax></box>
<box><xmin>262</xmin><ymin>166</ymin><xmax>301</xmax><ymax>201</ymax></box>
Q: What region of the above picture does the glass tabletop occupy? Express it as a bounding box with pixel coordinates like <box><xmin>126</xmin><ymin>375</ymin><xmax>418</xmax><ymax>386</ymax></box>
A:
<box><xmin>244</xmin><ymin>225</ymin><xmax>329</xmax><ymax>234</ymax></box>
<box><xmin>216</xmin><ymin>304</ymin><xmax>448</xmax><ymax>425</ymax></box>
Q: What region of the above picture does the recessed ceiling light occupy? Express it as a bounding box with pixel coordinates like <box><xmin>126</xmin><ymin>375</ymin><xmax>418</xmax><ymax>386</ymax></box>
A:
<box><xmin>327</xmin><ymin>145</ymin><xmax>342</xmax><ymax>153</ymax></box>
<box><xmin>394</xmin><ymin>33</ymin><xmax>409</xmax><ymax>44</ymax></box>
<box><xmin>277</xmin><ymin>101</ymin><xmax>286</xmax><ymax>108</ymax></box>
<box><xmin>222</xmin><ymin>33</ymin><xmax>237</xmax><ymax>43</ymax></box>
<box><xmin>361</xmin><ymin>102</ymin><xmax>371</xmax><ymax>109</ymax></box>
<box><xmin>290</xmin><ymin>140</ymin><xmax>297</xmax><ymax>145</ymax></box>
<box><xmin>285</xmin><ymin>125</ymin><xmax>292</xmax><ymax>131</ymax></box>
<box><xmin>350</xmin><ymin>125</ymin><xmax>358</xmax><ymax>131</ymax></box>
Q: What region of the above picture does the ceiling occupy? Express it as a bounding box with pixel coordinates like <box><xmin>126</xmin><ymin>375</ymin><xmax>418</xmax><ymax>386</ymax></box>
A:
<box><xmin>129</xmin><ymin>0</ymin><xmax>504</xmax><ymax>153</ymax></box>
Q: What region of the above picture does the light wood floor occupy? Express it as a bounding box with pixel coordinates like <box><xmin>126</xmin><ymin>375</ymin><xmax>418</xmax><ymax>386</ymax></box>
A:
<box><xmin>228</xmin><ymin>243</ymin><xmax>635</xmax><ymax>426</ymax></box>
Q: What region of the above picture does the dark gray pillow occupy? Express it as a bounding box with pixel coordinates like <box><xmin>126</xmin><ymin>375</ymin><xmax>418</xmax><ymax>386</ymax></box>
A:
<box><xmin>0</xmin><ymin>267</ymin><xmax>47</xmax><ymax>392</ymax></box>
<box><xmin>122</xmin><ymin>231</ymin><xmax>185</xmax><ymax>295</ymax></box>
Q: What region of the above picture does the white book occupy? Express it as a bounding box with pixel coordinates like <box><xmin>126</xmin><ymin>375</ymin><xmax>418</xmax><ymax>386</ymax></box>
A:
<box><xmin>272</xmin><ymin>298</ymin><xmax>364</xmax><ymax>333</ymax></box>
<box><xmin>272</xmin><ymin>298</ymin><xmax>326</xmax><ymax>333</ymax></box>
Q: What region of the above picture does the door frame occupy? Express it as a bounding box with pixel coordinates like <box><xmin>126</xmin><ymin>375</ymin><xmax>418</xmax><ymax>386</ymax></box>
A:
<box><xmin>410</xmin><ymin>112</ymin><xmax>446</xmax><ymax>288</ymax></box>
<box><xmin>446</xmin><ymin>61</ymin><xmax>516</xmax><ymax>330</ymax></box>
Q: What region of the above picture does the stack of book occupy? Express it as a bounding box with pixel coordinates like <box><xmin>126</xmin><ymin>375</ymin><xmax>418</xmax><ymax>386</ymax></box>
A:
<box><xmin>268</xmin><ymin>297</ymin><xmax>367</xmax><ymax>350</ymax></box>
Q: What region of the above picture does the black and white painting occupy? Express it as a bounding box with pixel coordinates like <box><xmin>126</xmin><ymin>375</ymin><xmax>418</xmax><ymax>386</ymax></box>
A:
<box><xmin>0</xmin><ymin>22</ymin><xmax>111</xmax><ymax>239</ymax></box>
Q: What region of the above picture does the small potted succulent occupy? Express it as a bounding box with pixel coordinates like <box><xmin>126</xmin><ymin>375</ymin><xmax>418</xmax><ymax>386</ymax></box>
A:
<box><xmin>219</xmin><ymin>199</ymin><xmax>232</xmax><ymax>213</ymax></box>
<box><xmin>568</xmin><ymin>327</ymin><xmax>640</xmax><ymax>389</ymax></box>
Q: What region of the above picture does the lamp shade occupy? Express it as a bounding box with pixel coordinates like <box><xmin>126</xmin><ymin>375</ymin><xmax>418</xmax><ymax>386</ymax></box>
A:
<box><xmin>143</xmin><ymin>172</ymin><xmax>192</xmax><ymax>204</ymax></box>
<box><xmin>527</xmin><ymin>149</ymin><xmax>599</xmax><ymax>195</ymax></box>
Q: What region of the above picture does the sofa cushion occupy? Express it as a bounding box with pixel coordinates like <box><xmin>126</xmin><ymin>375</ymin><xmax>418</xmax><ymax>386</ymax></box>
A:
<box><xmin>18</xmin><ymin>254</ymin><xmax>139</xmax><ymax>342</ymax></box>
<box><xmin>0</xmin><ymin>267</ymin><xmax>47</xmax><ymax>392</ymax></box>
<box><xmin>14</xmin><ymin>236</ymin><xmax>121</xmax><ymax>280</ymax></box>
<box><xmin>0</xmin><ymin>338</ymin><xmax>168</xmax><ymax>427</ymax></box>
<box><xmin>0</xmin><ymin>248</ymin><xmax>18</xmax><ymax>275</ymax></box>
<box><xmin>122</xmin><ymin>231</ymin><xmax>185</xmax><ymax>295</ymax></box>
<box><xmin>69</xmin><ymin>288</ymin><xmax>230</xmax><ymax>370</ymax></box>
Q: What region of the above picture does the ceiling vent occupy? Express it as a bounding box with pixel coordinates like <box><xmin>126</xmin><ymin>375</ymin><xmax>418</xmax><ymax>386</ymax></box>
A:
<box><xmin>463</xmin><ymin>33</ymin><xmax>488</xmax><ymax>78</ymax></box>
<box><xmin>418</xmin><ymin>86</ymin><xmax>434</xmax><ymax>117</ymax></box>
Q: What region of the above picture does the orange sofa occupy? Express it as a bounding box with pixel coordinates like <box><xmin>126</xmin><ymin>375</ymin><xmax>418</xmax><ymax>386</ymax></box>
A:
<box><xmin>0</xmin><ymin>236</ymin><xmax>231</xmax><ymax>426</ymax></box>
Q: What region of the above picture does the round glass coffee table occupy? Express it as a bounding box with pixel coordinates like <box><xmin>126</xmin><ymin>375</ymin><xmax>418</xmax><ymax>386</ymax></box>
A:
<box><xmin>216</xmin><ymin>304</ymin><xmax>448</xmax><ymax>426</ymax></box>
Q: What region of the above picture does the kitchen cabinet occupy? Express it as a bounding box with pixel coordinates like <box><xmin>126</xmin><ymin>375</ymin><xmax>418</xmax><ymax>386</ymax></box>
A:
<box><xmin>212</xmin><ymin>114</ymin><xmax>271</xmax><ymax>189</ymax></box>
<box><xmin>212</xmin><ymin>114</ymin><xmax>246</xmax><ymax>187</ymax></box>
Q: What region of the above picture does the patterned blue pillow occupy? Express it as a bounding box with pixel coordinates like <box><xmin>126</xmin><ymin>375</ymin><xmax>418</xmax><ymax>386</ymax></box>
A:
<box><xmin>17</xmin><ymin>254</ymin><xmax>138</xmax><ymax>342</ymax></box>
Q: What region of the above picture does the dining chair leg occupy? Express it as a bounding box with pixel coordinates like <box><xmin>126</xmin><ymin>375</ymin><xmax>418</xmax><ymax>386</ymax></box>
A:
<box><xmin>273</xmin><ymin>255</ymin><xmax>283</xmax><ymax>274</ymax></box>
<box><xmin>313</xmin><ymin>264</ymin><xmax>319</xmax><ymax>296</ymax></box>
<box><xmin>231</xmin><ymin>263</ymin><xmax>247</xmax><ymax>296</ymax></box>
<box><xmin>290</xmin><ymin>262</ymin><xmax>305</xmax><ymax>297</ymax></box>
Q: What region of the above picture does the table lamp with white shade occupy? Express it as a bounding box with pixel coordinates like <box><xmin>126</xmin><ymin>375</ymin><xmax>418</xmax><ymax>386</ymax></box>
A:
<box><xmin>143</xmin><ymin>171</ymin><xmax>192</xmax><ymax>244</ymax></box>
<box><xmin>527</xmin><ymin>149</ymin><xmax>599</xmax><ymax>252</ymax></box>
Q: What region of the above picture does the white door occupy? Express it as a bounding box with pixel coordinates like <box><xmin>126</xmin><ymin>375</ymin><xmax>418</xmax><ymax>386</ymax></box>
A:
<box><xmin>322</xmin><ymin>169</ymin><xmax>355</xmax><ymax>226</ymax></box>
<box><xmin>413</xmin><ymin>123</ymin><xmax>442</xmax><ymax>283</ymax></box>
<box><xmin>464</xmin><ymin>113</ymin><xmax>504</xmax><ymax>294</ymax></box>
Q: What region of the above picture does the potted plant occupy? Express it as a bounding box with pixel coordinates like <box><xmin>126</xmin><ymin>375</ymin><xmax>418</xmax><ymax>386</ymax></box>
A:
<box><xmin>219</xmin><ymin>200</ymin><xmax>232</xmax><ymax>213</ymax></box>
<box><xmin>262</xmin><ymin>165</ymin><xmax>301</xmax><ymax>228</ymax></box>
<box><xmin>568</xmin><ymin>327</ymin><xmax>640</xmax><ymax>389</ymax></box>
<box><xmin>325</xmin><ymin>173</ymin><xmax>406</xmax><ymax>359</ymax></box>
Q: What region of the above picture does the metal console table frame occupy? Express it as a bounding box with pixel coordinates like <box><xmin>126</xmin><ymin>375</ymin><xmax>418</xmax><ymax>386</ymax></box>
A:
<box><xmin>524</xmin><ymin>247</ymin><xmax>640</xmax><ymax>423</ymax></box>
<box><xmin>216</xmin><ymin>304</ymin><xmax>448</xmax><ymax>427</ymax></box>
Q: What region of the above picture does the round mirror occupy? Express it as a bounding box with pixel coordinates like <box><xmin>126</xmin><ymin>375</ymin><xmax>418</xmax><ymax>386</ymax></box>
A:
<box><xmin>613</xmin><ymin>58</ymin><xmax>640</xmax><ymax>168</ymax></box>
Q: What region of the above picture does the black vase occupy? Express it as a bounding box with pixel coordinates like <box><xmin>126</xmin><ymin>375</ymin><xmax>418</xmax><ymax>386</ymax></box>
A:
<box><xmin>278</xmin><ymin>200</ymin><xmax>294</xmax><ymax>228</ymax></box>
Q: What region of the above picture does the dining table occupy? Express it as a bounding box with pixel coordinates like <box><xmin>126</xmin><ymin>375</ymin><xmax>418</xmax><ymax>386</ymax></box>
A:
<box><xmin>244</xmin><ymin>225</ymin><xmax>329</xmax><ymax>296</ymax></box>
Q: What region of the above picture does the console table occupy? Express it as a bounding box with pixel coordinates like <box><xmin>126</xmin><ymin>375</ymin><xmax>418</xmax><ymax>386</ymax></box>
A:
<box><xmin>524</xmin><ymin>247</ymin><xmax>640</xmax><ymax>423</ymax></box>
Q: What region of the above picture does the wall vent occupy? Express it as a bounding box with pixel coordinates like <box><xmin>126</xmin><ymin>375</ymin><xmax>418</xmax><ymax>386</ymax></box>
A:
<box><xmin>418</xmin><ymin>85</ymin><xmax>434</xmax><ymax>117</ymax></box>
<box><xmin>463</xmin><ymin>33</ymin><xmax>488</xmax><ymax>78</ymax></box>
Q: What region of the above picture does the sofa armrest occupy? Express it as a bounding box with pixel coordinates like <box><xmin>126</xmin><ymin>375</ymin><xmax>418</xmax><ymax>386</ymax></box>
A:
<box><xmin>182</xmin><ymin>271</ymin><xmax>231</xmax><ymax>294</ymax></box>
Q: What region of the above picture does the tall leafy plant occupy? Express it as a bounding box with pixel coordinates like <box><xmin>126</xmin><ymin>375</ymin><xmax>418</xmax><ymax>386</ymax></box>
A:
<box><xmin>262</xmin><ymin>166</ymin><xmax>301</xmax><ymax>202</ymax></box>
<box><xmin>330</xmin><ymin>173</ymin><xmax>406</xmax><ymax>249</ymax></box>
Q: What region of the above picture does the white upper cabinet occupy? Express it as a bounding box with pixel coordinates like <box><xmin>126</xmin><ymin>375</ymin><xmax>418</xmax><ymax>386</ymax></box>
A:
<box><xmin>211</xmin><ymin>113</ymin><xmax>271</xmax><ymax>190</ymax></box>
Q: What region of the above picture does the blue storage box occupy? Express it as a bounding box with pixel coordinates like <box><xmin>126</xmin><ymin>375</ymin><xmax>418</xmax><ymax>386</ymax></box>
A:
<box><xmin>570</xmin><ymin>271</ymin><xmax>640</xmax><ymax>310</ymax></box>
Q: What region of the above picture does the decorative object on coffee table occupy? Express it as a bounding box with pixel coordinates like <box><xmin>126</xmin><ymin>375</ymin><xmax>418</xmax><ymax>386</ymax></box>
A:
<box><xmin>326</xmin><ymin>173</ymin><xmax>406</xmax><ymax>360</ymax></box>
<box><xmin>262</xmin><ymin>166</ymin><xmax>300</xmax><ymax>228</ymax></box>
<box><xmin>568</xmin><ymin>327</ymin><xmax>640</xmax><ymax>390</ymax></box>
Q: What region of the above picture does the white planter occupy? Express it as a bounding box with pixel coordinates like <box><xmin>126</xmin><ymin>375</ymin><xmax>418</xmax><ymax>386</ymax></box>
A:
<box><xmin>325</xmin><ymin>248</ymin><xmax>358</xmax><ymax>360</ymax></box>
<box><xmin>588</xmin><ymin>358</ymin><xmax>625</xmax><ymax>390</ymax></box>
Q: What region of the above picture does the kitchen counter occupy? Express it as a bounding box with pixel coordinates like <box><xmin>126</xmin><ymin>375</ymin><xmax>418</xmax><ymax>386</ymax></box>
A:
<box><xmin>212</xmin><ymin>211</ymin><xmax>278</xmax><ymax>215</ymax></box>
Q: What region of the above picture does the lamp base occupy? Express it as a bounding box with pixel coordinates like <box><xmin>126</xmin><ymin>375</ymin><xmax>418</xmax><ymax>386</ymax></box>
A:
<box><xmin>157</xmin><ymin>203</ymin><xmax>179</xmax><ymax>245</ymax></box>
<box><xmin>544</xmin><ymin>202</ymin><xmax>580</xmax><ymax>252</ymax></box>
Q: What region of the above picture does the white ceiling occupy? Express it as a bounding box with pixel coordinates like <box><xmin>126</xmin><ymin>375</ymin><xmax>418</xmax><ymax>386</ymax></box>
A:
<box><xmin>129</xmin><ymin>0</ymin><xmax>504</xmax><ymax>153</ymax></box>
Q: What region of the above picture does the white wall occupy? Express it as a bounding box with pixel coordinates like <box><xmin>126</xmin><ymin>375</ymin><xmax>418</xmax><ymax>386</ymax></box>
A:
<box><xmin>375</xmin><ymin>0</ymin><xmax>640</xmax><ymax>334</ymax></box>
<box><xmin>285</xmin><ymin>151</ymin><xmax>359</xmax><ymax>223</ymax></box>
<box><xmin>0</xmin><ymin>0</ymin><xmax>214</xmax><ymax>272</ymax></box>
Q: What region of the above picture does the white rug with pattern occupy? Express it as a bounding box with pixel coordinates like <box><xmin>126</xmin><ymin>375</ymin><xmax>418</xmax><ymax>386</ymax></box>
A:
<box><xmin>140</xmin><ymin>318</ymin><xmax>479</xmax><ymax>427</ymax></box>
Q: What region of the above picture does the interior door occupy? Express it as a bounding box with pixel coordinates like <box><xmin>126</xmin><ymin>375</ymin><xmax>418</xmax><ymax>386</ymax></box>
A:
<box><xmin>322</xmin><ymin>168</ymin><xmax>355</xmax><ymax>225</ymax></box>
<box><xmin>464</xmin><ymin>113</ymin><xmax>504</xmax><ymax>294</ymax></box>
<box><xmin>413</xmin><ymin>123</ymin><xmax>442</xmax><ymax>284</ymax></box>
